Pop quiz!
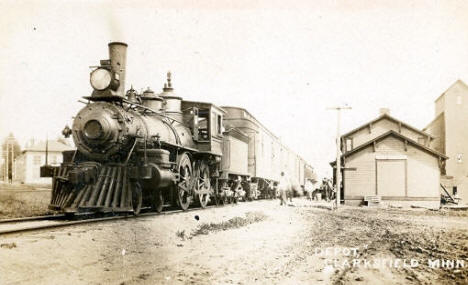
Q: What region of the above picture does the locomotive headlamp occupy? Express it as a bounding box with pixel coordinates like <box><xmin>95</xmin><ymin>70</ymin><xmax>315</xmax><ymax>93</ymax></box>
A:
<box><xmin>90</xmin><ymin>68</ymin><xmax>112</xmax><ymax>90</ymax></box>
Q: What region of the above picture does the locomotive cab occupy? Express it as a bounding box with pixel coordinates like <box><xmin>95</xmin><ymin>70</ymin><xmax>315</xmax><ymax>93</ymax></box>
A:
<box><xmin>182</xmin><ymin>101</ymin><xmax>225</xmax><ymax>156</ymax></box>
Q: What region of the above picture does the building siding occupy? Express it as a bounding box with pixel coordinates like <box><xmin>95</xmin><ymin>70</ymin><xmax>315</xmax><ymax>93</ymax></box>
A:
<box><xmin>424</xmin><ymin>113</ymin><xmax>445</xmax><ymax>155</ymax></box>
<box><xmin>343</xmin><ymin>136</ymin><xmax>440</xmax><ymax>207</ymax></box>
<box><xmin>344</xmin><ymin>147</ymin><xmax>376</xmax><ymax>197</ymax></box>
<box><xmin>444</xmin><ymin>83</ymin><xmax>468</xmax><ymax>202</ymax></box>
<box><xmin>15</xmin><ymin>151</ymin><xmax>64</xmax><ymax>184</ymax></box>
<box><xmin>425</xmin><ymin>80</ymin><xmax>468</xmax><ymax>202</ymax></box>
<box><xmin>345</xmin><ymin>118</ymin><xmax>430</xmax><ymax>152</ymax></box>
<box><xmin>406</xmin><ymin>145</ymin><xmax>440</xmax><ymax>198</ymax></box>
<box><xmin>435</xmin><ymin>95</ymin><xmax>445</xmax><ymax>117</ymax></box>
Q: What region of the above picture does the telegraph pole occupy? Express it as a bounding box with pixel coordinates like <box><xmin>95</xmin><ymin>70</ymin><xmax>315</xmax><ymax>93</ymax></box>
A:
<box><xmin>4</xmin><ymin>143</ymin><xmax>8</xmax><ymax>183</ymax></box>
<box><xmin>2</xmin><ymin>136</ymin><xmax>17</xmax><ymax>183</ymax></box>
<box><xmin>327</xmin><ymin>105</ymin><xmax>351</xmax><ymax>209</ymax></box>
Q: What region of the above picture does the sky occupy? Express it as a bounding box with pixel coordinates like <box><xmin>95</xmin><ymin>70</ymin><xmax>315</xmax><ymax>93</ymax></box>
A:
<box><xmin>1</xmin><ymin>0</ymin><xmax>468</xmax><ymax>177</ymax></box>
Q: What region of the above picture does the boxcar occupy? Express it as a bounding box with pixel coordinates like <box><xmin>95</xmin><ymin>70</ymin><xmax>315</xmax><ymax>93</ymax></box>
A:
<box><xmin>222</xmin><ymin>106</ymin><xmax>312</xmax><ymax>198</ymax></box>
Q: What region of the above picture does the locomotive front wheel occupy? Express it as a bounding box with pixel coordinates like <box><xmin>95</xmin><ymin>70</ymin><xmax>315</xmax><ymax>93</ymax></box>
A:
<box><xmin>198</xmin><ymin>163</ymin><xmax>211</xmax><ymax>209</ymax></box>
<box><xmin>132</xmin><ymin>182</ymin><xmax>143</xmax><ymax>215</ymax></box>
<box><xmin>177</xmin><ymin>153</ymin><xmax>192</xmax><ymax>211</ymax></box>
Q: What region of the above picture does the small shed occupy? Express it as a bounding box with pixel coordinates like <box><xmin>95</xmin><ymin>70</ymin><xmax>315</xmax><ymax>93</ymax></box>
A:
<box><xmin>338</xmin><ymin>130</ymin><xmax>447</xmax><ymax>208</ymax></box>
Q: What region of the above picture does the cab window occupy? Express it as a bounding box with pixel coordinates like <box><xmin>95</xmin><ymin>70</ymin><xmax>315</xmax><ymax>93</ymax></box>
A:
<box><xmin>198</xmin><ymin>110</ymin><xmax>210</xmax><ymax>141</ymax></box>
<box><xmin>217</xmin><ymin>114</ymin><xmax>223</xmax><ymax>136</ymax></box>
<box><xmin>211</xmin><ymin>112</ymin><xmax>223</xmax><ymax>137</ymax></box>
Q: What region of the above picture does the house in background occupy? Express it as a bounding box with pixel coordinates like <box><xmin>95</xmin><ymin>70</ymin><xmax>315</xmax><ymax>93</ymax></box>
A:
<box><xmin>15</xmin><ymin>140</ymin><xmax>75</xmax><ymax>184</ymax></box>
<box><xmin>424</xmin><ymin>80</ymin><xmax>468</xmax><ymax>203</ymax></box>
<box><xmin>334</xmin><ymin>109</ymin><xmax>447</xmax><ymax>208</ymax></box>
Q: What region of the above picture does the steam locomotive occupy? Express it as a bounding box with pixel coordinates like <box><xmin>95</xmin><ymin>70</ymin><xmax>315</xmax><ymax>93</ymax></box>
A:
<box><xmin>41</xmin><ymin>42</ymin><xmax>314</xmax><ymax>215</ymax></box>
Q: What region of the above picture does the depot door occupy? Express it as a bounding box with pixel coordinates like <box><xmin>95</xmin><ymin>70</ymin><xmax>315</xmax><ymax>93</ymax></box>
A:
<box><xmin>376</xmin><ymin>159</ymin><xmax>406</xmax><ymax>196</ymax></box>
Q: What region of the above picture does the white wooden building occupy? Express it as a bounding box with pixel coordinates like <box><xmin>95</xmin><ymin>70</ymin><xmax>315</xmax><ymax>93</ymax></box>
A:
<box><xmin>15</xmin><ymin>140</ymin><xmax>74</xmax><ymax>184</ymax></box>
<box><xmin>336</xmin><ymin>110</ymin><xmax>447</xmax><ymax>208</ymax></box>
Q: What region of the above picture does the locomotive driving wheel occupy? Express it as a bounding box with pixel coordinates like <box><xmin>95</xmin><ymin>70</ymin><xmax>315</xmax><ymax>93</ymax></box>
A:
<box><xmin>177</xmin><ymin>153</ymin><xmax>193</xmax><ymax>211</ymax></box>
<box><xmin>131</xmin><ymin>181</ymin><xmax>143</xmax><ymax>215</ymax></box>
<box><xmin>197</xmin><ymin>163</ymin><xmax>211</xmax><ymax>208</ymax></box>
<box><xmin>152</xmin><ymin>189</ymin><xmax>164</xmax><ymax>213</ymax></box>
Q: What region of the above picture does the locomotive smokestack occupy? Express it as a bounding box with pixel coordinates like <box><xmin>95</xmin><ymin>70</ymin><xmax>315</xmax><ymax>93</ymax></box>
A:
<box><xmin>108</xmin><ymin>42</ymin><xmax>127</xmax><ymax>97</ymax></box>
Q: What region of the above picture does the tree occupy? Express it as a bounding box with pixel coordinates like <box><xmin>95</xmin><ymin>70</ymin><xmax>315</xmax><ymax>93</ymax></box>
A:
<box><xmin>2</xmin><ymin>133</ymin><xmax>21</xmax><ymax>158</ymax></box>
<box><xmin>1</xmin><ymin>133</ymin><xmax>22</xmax><ymax>181</ymax></box>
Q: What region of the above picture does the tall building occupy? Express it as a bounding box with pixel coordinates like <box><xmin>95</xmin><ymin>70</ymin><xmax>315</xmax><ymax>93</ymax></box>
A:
<box><xmin>15</xmin><ymin>140</ymin><xmax>74</xmax><ymax>184</ymax></box>
<box><xmin>424</xmin><ymin>80</ymin><xmax>468</xmax><ymax>203</ymax></box>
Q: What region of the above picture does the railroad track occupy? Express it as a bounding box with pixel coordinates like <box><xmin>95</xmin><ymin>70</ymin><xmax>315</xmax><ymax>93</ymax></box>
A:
<box><xmin>0</xmin><ymin>214</ymin><xmax>66</xmax><ymax>224</ymax></box>
<box><xmin>0</xmin><ymin>205</ymin><xmax>219</xmax><ymax>236</ymax></box>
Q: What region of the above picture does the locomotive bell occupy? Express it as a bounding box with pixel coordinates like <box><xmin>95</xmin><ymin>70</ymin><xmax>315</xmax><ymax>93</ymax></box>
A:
<box><xmin>126</xmin><ymin>86</ymin><xmax>140</xmax><ymax>103</ymax></box>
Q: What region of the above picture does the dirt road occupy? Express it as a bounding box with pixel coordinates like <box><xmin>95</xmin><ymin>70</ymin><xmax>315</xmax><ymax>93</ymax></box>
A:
<box><xmin>1</xmin><ymin>199</ymin><xmax>467</xmax><ymax>284</ymax></box>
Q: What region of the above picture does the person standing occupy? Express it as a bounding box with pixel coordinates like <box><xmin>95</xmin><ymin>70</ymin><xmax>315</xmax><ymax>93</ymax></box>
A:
<box><xmin>304</xmin><ymin>179</ymin><xmax>313</xmax><ymax>200</ymax></box>
<box><xmin>278</xmin><ymin>172</ymin><xmax>289</xmax><ymax>206</ymax></box>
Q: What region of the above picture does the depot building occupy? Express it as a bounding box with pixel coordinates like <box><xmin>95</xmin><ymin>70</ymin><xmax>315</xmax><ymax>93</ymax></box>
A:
<box><xmin>333</xmin><ymin>109</ymin><xmax>447</xmax><ymax>208</ymax></box>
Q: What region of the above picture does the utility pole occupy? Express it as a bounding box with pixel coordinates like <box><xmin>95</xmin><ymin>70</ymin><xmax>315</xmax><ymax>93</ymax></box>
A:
<box><xmin>3</xmin><ymin>145</ymin><xmax>6</xmax><ymax>182</ymax></box>
<box><xmin>5</xmin><ymin>142</ymin><xmax>9</xmax><ymax>183</ymax></box>
<box><xmin>2</xmin><ymin>136</ymin><xmax>17</xmax><ymax>183</ymax></box>
<box><xmin>327</xmin><ymin>105</ymin><xmax>351</xmax><ymax>209</ymax></box>
<box><xmin>11</xmin><ymin>139</ymin><xmax>15</xmax><ymax>181</ymax></box>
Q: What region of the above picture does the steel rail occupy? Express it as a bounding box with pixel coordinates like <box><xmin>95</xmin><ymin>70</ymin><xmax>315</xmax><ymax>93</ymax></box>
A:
<box><xmin>0</xmin><ymin>205</ymin><xmax>218</xmax><ymax>236</ymax></box>
<box><xmin>0</xmin><ymin>214</ymin><xmax>66</xmax><ymax>224</ymax></box>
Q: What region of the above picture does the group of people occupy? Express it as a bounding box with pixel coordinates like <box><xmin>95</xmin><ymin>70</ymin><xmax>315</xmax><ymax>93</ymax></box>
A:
<box><xmin>276</xmin><ymin>172</ymin><xmax>336</xmax><ymax>206</ymax></box>
<box><xmin>305</xmin><ymin>178</ymin><xmax>335</xmax><ymax>201</ymax></box>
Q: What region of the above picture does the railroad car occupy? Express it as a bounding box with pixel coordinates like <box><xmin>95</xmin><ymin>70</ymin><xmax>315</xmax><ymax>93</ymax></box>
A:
<box><xmin>41</xmin><ymin>42</ymin><xmax>315</xmax><ymax>215</ymax></box>
<box><xmin>222</xmin><ymin>107</ymin><xmax>313</xmax><ymax>198</ymax></box>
